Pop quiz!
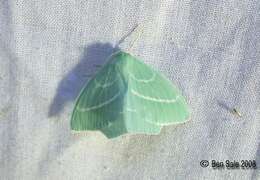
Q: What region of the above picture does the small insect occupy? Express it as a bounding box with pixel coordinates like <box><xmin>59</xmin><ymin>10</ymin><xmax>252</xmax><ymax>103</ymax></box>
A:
<box><xmin>232</xmin><ymin>108</ymin><xmax>242</xmax><ymax>117</ymax></box>
<box><xmin>70</xmin><ymin>25</ymin><xmax>190</xmax><ymax>138</ymax></box>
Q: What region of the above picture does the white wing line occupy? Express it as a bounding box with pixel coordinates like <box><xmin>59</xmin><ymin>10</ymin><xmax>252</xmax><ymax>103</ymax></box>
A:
<box><xmin>131</xmin><ymin>89</ymin><xmax>179</xmax><ymax>103</ymax></box>
<box><xmin>94</xmin><ymin>68</ymin><xmax>117</xmax><ymax>88</ymax></box>
<box><xmin>119</xmin><ymin>108</ymin><xmax>137</xmax><ymax>114</ymax></box>
<box><xmin>77</xmin><ymin>91</ymin><xmax>121</xmax><ymax>111</ymax></box>
<box><xmin>126</xmin><ymin>108</ymin><xmax>137</xmax><ymax>112</ymax></box>
<box><xmin>94</xmin><ymin>78</ymin><xmax>117</xmax><ymax>88</ymax></box>
<box><xmin>129</xmin><ymin>72</ymin><xmax>156</xmax><ymax>83</ymax></box>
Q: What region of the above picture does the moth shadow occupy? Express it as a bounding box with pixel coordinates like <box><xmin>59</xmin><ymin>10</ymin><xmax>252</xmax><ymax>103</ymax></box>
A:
<box><xmin>48</xmin><ymin>41</ymin><xmax>129</xmax><ymax>138</ymax></box>
<box><xmin>48</xmin><ymin>42</ymin><xmax>120</xmax><ymax>117</ymax></box>
<box><xmin>40</xmin><ymin>42</ymin><xmax>128</xmax><ymax>177</ymax></box>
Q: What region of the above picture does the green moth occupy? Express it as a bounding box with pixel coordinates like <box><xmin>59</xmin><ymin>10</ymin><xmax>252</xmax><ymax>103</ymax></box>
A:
<box><xmin>71</xmin><ymin>51</ymin><xmax>190</xmax><ymax>138</ymax></box>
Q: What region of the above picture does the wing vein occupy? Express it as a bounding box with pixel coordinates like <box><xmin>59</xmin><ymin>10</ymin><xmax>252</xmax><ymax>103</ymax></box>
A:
<box><xmin>77</xmin><ymin>91</ymin><xmax>121</xmax><ymax>111</ymax></box>
<box><xmin>129</xmin><ymin>72</ymin><xmax>156</xmax><ymax>83</ymax></box>
<box><xmin>131</xmin><ymin>89</ymin><xmax>179</xmax><ymax>103</ymax></box>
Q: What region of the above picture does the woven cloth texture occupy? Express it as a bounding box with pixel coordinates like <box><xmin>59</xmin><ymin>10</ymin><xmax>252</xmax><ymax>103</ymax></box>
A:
<box><xmin>0</xmin><ymin>1</ymin><xmax>259</xmax><ymax>180</ymax></box>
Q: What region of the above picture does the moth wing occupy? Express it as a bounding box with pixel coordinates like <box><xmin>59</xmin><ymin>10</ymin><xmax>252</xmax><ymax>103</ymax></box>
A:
<box><xmin>125</xmin><ymin>56</ymin><xmax>190</xmax><ymax>125</ymax></box>
<box><xmin>71</xmin><ymin>61</ymin><xmax>126</xmax><ymax>130</ymax></box>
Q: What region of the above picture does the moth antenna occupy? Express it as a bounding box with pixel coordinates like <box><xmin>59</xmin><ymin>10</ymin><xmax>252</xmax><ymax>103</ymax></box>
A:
<box><xmin>127</xmin><ymin>24</ymin><xmax>144</xmax><ymax>53</ymax></box>
<box><xmin>117</xmin><ymin>24</ymin><xmax>139</xmax><ymax>46</ymax></box>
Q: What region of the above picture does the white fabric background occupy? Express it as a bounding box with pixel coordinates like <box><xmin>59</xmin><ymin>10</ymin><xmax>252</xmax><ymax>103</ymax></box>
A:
<box><xmin>0</xmin><ymin>0</ymin><xmax>259</xmax><ymax>179</ymax></box>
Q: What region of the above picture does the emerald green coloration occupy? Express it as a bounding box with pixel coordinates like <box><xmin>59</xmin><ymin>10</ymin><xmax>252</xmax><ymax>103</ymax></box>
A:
<box><xmin>71</xmin><ymin>51</ymin><xmax>190</xmax><ymax>138</ymax></box>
